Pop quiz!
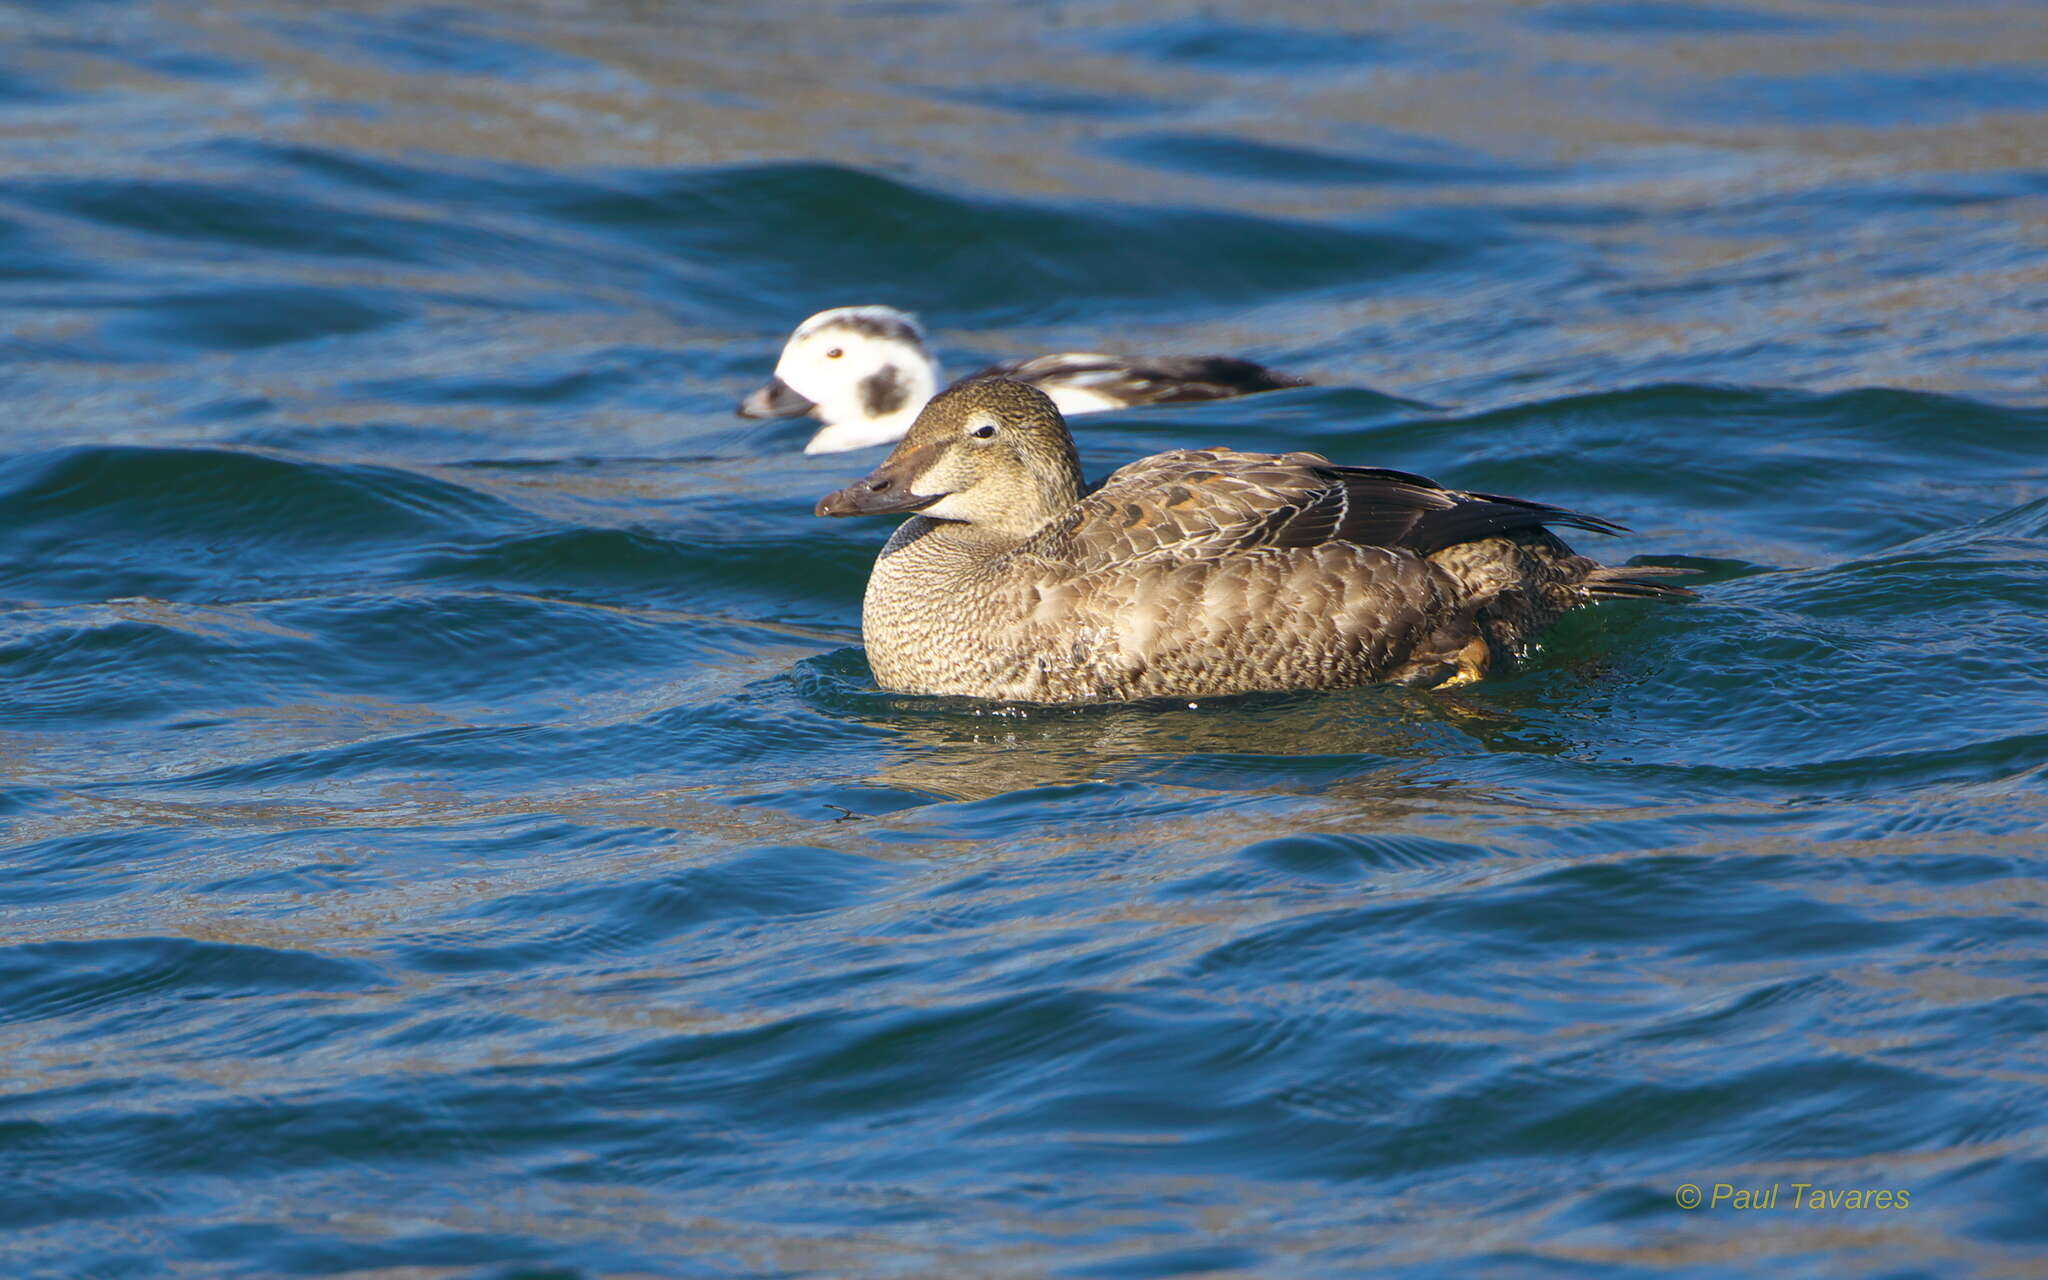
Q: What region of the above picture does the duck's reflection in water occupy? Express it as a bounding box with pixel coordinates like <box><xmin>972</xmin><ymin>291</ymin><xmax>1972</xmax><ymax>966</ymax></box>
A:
<box><xmin>800</xmin><ymin>657</ymin><xmax>1583</xmax><ymax>808</ymax></box>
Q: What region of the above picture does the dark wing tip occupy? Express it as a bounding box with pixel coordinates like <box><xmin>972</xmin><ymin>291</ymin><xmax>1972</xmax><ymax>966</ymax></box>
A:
<box><xmin>1583</xmin><ymin>565</ymin><xmax>1701</xmax><ymax>601</ymax></box>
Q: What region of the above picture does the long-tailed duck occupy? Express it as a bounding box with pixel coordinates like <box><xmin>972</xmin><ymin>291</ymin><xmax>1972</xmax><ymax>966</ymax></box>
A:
<box><xmin>741</xmin><ymin>305</ymin><xmax>1308</xmax><ymax>454</ymax></box>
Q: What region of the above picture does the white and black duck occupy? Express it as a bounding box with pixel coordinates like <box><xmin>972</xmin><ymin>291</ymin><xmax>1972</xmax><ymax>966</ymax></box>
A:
<box><xmin>740</xmin><ymin>305</ymin><xmax>1308</xmax><ymax>454</ymax></box>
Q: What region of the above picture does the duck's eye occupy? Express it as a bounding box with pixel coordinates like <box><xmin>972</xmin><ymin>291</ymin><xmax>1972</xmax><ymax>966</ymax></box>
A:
<box><xmin>969</xmin><ymin>423</ymin><xmax>998</xmax><ymax>440</ymax></box>
<box><xmin>825</xmin><ymin>347</ymin><xmax>844</xmax><ymax>359</ymax></box>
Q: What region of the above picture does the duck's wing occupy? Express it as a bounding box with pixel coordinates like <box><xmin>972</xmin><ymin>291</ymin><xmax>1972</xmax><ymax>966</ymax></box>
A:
<box><xmin>961</xmin><ymin>354</ymin><xmax>1308</xmax><ymax>406</ymax></box>
<box><xmin>1056</xmin><ymin>448</ymin><xmax>1626</xmax><ymax>566</ymax></box>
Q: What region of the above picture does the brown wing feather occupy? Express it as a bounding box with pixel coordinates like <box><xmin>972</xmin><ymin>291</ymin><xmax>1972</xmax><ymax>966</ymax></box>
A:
<box><xmin>1051</xmin><ymin>450</ymin><xmax>1626</xmax><ymax>568</ymax></box>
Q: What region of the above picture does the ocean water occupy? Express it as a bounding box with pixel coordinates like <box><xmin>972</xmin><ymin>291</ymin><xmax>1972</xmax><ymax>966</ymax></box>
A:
<box><xmin>3</xmin><ymin>1</ymin><xmax>2047</xmax><ymax>1276</ymax></box>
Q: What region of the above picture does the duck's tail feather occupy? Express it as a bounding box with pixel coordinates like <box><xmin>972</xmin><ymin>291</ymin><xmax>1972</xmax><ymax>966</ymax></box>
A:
<box><xmin>1583</xmin><ymin>564</ymin><xmax>1700</xmax><ymax>601</ymax></box>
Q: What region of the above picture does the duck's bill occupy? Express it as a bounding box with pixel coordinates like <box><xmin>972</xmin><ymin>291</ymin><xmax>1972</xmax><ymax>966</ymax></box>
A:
<box><xmin>738</xmin><ymin>376</ymin><xmax>816</xmax><ymax>419</ymax></box>
<box><xmin>815</xmin><ymin>477</ymin><xmax>944</xmax><ymax>518</ymax></box>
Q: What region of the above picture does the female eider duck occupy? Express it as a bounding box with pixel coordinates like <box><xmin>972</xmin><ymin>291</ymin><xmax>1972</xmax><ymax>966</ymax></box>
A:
<box><xmin>817</xmin><ymin>379</ymin><xmax>1694</xmax><ymax>703</ymax></box>
<box><xmin>740</xmin><ymin>305</ymin><xmax>1308</xmax><ymax>455</ymax></box>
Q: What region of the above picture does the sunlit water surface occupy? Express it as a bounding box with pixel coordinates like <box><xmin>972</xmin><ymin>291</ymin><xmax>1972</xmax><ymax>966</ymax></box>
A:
<box><xmin>3</xmin><ymin>1</ymin><xmax>2046</xmax><ymax>1276</ymax></box>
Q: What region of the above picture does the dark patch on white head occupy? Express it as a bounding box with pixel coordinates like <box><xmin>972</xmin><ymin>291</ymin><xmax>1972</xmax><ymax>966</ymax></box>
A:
<box><xmin>831</xmin><ymin>311</ymin><xmax>924</xmax><ymax>345</ymax></box>
<box><xmin>860</xmin><ymin>365</ymin><xmax>909</xmax><ymax>418</ymax></box>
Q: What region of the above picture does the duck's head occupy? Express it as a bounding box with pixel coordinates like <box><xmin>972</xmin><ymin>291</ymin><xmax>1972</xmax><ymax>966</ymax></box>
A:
<box><xmin>816</xmin><ymin>378</ymin><xmax>1083</xmax><ymax>539</ymax></box>
<box><xmin>738</xmin><ymin>305</ymin><xmax>941</xmax><ymax>454</ymax></box>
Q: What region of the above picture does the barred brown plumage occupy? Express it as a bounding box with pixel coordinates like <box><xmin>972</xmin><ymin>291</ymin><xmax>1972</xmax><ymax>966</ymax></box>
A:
<box><xmin>817</xmin><ymin>378</ymin><xmax>1695</xmax><ymax>703</ymax></box>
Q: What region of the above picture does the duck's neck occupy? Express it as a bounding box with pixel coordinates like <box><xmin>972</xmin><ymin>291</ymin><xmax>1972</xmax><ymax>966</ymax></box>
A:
<box><xmin>805</xmin><ymin>409</ymin><xmax>923</xmax><ymax>455</ymax></box>
<box><xmin>1032</xmin><ymin>439</ymin><xmax>1086</xmax><ymax>526</ymax></box>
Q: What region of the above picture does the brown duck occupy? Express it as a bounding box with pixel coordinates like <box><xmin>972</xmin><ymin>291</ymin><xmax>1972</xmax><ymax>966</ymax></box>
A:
<box><xmin>817</xmin><ymin>378</ymin><xmax>1693</xmax><ymax>703</ymax></box>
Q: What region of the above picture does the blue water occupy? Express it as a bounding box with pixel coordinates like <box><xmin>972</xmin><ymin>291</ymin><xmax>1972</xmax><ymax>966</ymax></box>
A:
<box><xmin>4</xmin><ymin>2</ymin><xmax>2047</xmax><ymax>1276</ymax></box>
